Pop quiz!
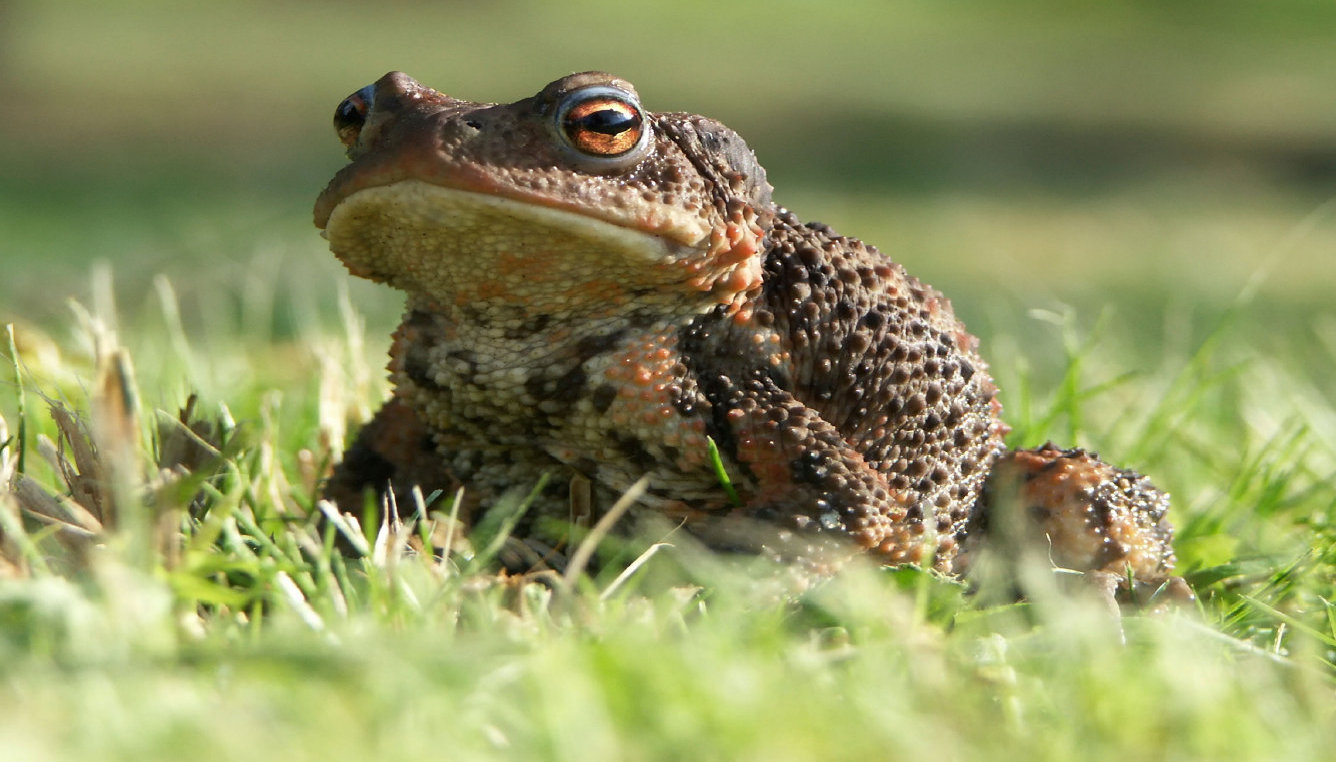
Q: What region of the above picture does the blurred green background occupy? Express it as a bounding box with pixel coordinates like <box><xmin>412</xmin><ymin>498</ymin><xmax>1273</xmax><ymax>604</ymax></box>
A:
<box><xmin>2</xmin><ymin>0</ymin><xmax>1334</xmax><ymax>352</ymax></box>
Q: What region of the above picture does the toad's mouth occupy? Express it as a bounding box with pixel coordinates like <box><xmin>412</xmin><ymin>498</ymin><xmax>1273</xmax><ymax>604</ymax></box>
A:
<box><xmin>322</xmin><ymin>180</ymin><xmax>713</xmax><ymax>312</ymax></box>
<box><xmin>314</xmin><ymin>159</ymin><xmax>712</xmax><ymax>249</ymax></box>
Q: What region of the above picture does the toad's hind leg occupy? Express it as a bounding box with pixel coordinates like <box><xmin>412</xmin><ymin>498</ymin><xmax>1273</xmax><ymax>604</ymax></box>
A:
<box><xmin>961</xmin><ymin>443</ymin><xmax>1188</xmax><ymax>602</ymax></box>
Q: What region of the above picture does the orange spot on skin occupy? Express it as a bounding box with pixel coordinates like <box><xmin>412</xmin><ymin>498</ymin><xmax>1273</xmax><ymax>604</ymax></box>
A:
<box><xmin>471</xmin><ymin>280</ymin><xmax>513</xmax><ymax>300</ymax></box>
<box><xmin>494</xmin><ymin>251</ymin><xmax>532</xmax><ymax>278</ymax></box>
<box><xmin>719</xmin><ymin>221</ymin><xmax>760</xmax><ymax>265</ymax></box>
<box><xmin>721</xmin><ymin>267</ymin><xmax>757</xmax><ymax>296</ymax></box>
<box><xmin>728</xmin><ymin>411</ymin><xmax>795</xmax><ymax>491</ymax></box>
<box><xmin>661</xmin><ymin>205</ymin><xmax>767</xmax><ymax>304</ymax></box>
<box><xmin>560</xmin><ymin>278</ymin><xmax>633</xmax><ymax>307</ymax></box>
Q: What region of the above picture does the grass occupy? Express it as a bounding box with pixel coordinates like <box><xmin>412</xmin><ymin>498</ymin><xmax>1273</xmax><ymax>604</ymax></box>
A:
<box><xmin>2</xmin><ymin>248</ymin><xmax>1335</xmax><ymax>760</ymax></box>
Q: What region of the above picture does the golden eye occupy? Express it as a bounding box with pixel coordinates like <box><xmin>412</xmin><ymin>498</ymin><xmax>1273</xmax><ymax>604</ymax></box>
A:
<box><xmin>562</xmin><ymin>97</ymin><xmax>643</xmax><ymax>156</ymax></box>
<box><xmin>334</xmin><ymin>84</ymin><xmax>374</xmax><ymax>152</ymax></box>
<box><xmin>555</xmin><ymin>86</ymin><xmax>651</xmax><ymax>166</ymax></box>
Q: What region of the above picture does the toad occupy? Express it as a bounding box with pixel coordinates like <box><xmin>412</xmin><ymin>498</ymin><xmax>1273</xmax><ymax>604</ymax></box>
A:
<box><xmin>316</xmin><ymin>71</ymin><xmax>1179</xmax><ymax>594</ymax></box>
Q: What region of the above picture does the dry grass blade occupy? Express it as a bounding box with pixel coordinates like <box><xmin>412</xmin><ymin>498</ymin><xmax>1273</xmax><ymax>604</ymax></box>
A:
<box><xmin>559</xmin><ymin>475</ymin><xmax>648</xmax><ymax>595</ymax></box>
<box><xmin>599</xmin><ymin>542</ymin><xmax>673</xmax><ymax>601</ymax></box>
<box><xmin>10</xmin><ymin>476</ymin><xmax>98</xmax><ymax>561</ymax></box>
<box><xmin>0</xmin><ymin>413</ymin><xmax>28</xmax><ymax>577</ymax></box>
<box><xmin>46</xmin><ymin>404</ymin><xmax>106</xmax><ymax>520</ymax></box>
<box><xmin>435</xmin><ymin>486</ymin><xmax>467</xmax><ymax>575</ymax></box>
<box><xmin>317</xmin><ymin>499</ymin><xmax>370</xmax><ymax>556</ymax></box>
<box><xmin>11</xmin><ymin>474</ymin><xmax>103</xmax><ymax>535</ymax></box>
<box><xmin>372</xmin><ymin>488</ymin><xmax>404</xmax><ymax>568</ymax></box>
<box><xmin>156</xmin><ymin>395</ymin><xmax>224</xmax><ymax>475</ymax></box>
<box><xmin>91</xmin><ymin>347</ymin><xmax>142</xmax><ymax>529</ymax></box>
<box><xmin>275</xmin><ymin>571</ymin><xmax>327</xmax><ymax>633</ymax></box>
<box><xmin>94</xmin><ymin>348</ymin><xmax>140</xmax><ymax>459</ymax></box>
<box><xmin>3</xmin><ymin>325</ymin><xmax>25</xmax><ymax>476</ymax></box>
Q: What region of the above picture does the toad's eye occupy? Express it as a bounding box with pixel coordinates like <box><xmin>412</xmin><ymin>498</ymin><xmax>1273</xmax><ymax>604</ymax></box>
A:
<box><xmin>561</xmin><ymin>99</ymin><xmax>641</xmax><ymax>155</ymax></box>
<box><xmin>334</xmin><ymin>84</ymin><xmax>375</xmax><ymax>152</ymax></box>
<box><xmin>555</xmin><ymin>86</ymin><xmax>651</xmax><ymax>167</ymax></box>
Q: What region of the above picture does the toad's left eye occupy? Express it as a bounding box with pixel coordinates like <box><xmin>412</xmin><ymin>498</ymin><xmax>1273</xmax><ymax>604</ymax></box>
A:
<box><xmin>334</xmin><ymin>84</ymin><xmax>375</xmax><ymax>153</ymax></box>
<box><xmin>555</xmin><ymin>87</ymin><xmax>651</xmax><ymax>167</ymax></box>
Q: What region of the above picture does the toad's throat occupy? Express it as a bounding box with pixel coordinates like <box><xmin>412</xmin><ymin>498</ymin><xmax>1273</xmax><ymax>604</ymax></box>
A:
<box><xmin>323</xmin><ymin>180</ymin><xmax>718</xmax><ymax>315</ymax></box>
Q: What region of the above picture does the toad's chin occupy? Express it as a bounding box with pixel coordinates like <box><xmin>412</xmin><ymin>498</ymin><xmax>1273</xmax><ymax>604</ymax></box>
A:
<box><xmin>322</xmin><ymin>180</ymin><xmax>726</xmax><ymax>316</ymax></box>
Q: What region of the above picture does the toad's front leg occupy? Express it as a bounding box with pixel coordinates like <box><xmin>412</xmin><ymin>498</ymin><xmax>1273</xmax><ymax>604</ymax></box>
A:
<box><xmin>323</xmin><ymin>395</ymin><xmax>454</xmax><ymax>523</ymax></box>
<box><xmin>687</xmin><ymin>373</ymin><xmax>966</xmax><ymax>571</ymax></box>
